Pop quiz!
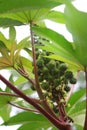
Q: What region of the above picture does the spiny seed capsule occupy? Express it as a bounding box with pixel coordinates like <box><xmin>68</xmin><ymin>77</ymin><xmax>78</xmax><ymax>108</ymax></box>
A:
<box><xmin>64</xmin><ymin>86</ymin><xmax>70</xmax><ymax>92</ymax></box>
<box><xmin>36</xmin><ymin>59</ymin><xmax>44</xmax><ymax>67</ymax></box>
<box><xmin>47</xmin><ymin>60</ymin><xmax>56</xmax><ymax>70</ymax></box>
<box><xmin>54</xmin><ymin>79</ymin><xmax>61</xmax><ymax>87</ymax></box>
<box><xmin>64</xmin><ymin>71</ymin><xmax>73</xmax><ymax>79</ymax></box>
<box><xmin>59</xmin><ymin>63</ymin><xmax>68</xmax><ymax>71</ymax></box>
<box><xmin>70</xmin><ymin>78</ymin><xmax>77</xmax><ymax>84</ymax></box>
<box><xmin>42</xmin><ymin>67</ymin><xmax>49</xmax><ymax>74</ymax></box>
<box><xmin>41</xmin><ymin>81</ymin><xmax>49</xmax><ymax>90</ymax></box>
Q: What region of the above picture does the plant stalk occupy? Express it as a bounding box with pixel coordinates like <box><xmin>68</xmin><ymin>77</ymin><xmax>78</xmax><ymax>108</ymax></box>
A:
<box><xmin>29</xmin><ymin>21</ymin><xmax>58</xmax><ymax>118</ymax></box>
<box><xmin>8</xmin><ymin>102</ymin><xmax>39</xmax><ymax>113</ymax></box>
<box><xmin>0</xmin><ymin>74</ymin><xmax>67</xmax><ymax>129</ymax></box>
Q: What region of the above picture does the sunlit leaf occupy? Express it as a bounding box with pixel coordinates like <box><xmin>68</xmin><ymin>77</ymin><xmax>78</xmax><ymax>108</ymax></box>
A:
<box><xmin>0</xmin><ymin>18</ymin><xmax>24</xmax><ymax>28</ymax></box>
<box><xmin>0</xmin><ymin>32</ymin><xmax>11</xmax><ymax>50</ymax></box>
<box><xmin>17</xmin><ymin>37</ymin><xmax>30</xmax><ymax>49</ymax></box>
<box><xmin>4</xmin><ymin>111</ymin><xmax>50</xmax><ymax>125</ymax></box>
<box><xmin>0</xmin><ymin>41</ymin><xmax>9</xmax><ymax>58</ymax></box>
<box><xmin>67</xmin><ymin>88</ymin><xmax>85</xmax><ymax>114</ymax></box>
<box><xmin>0</xmin><ymin>105</ymin><xmax>11</xmax><ymax>122</ymax></box>
<box><xmin>18</xmin><ymin>122</ymin><xmax>53</xmax><ymax>130</ymax></box>
<box><xmin>9</xmin><ymin>27</ymin><xmax>16</xmax><ymax>42</ymax></box>
<box><xmin>0</xmin><ymin>57</ymin><xmax>11</xmax><ymax>69</ymax></box>
<box><xmin>46</xmin><ymin>10</ymin><xmax>65</xmax><ymax>24</ymax></box>
<box><xmin>0</xmin><ymin>0</ymin><xmax>60</xmax><ymax>13</ymax></box>
<box><xmin>64</xmin><ymin>1</ymin><xmax>87</xmax><ymax>66</ymax></box>
<box><xmin>33</xmin><ymin>26</ymin><xmax>82</xmax><ymax>69</ymax></box>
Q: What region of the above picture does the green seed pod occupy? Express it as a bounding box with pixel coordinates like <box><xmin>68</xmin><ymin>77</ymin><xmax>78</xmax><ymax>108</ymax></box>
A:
<box><xmin>64</xmin><ymin>71</ymin><xmax>73</xmax><ymax>79</ymax></box>
<box><xmin>39</xmin><ymin>76</ymin><xmax>44</xmax><ymax>82</ymax></box>
<box><xmin>36</xmin><ymin>59</ymin><xmax>44</xmax><ymax>67</ymax></box>
<box><xmin>42</xmin><ymin>67</ymin><xmax>49</xmax><ymax>74</ymax></box>
<box><xmin>64</xmin><ymin>86</ymin><xmax>70</xmax><ymax>92</ymax></box>
<box><xmin>54</xmin><ymin>79</ymin><xmax>61</xmax><ymax>87</ymax></box>
<box><xmin>70</xmin><ymin>78</ymin><xmax>77</xmax><ymax>84</ymax></box>
<box><xmin>47</xmin><ymin>60</ymin><xmax>56</xmax><ymax>70</ymax></box>
<box><xmin>41</xmin><ymin>81</ymin><xmax>49</xmax><ymax>90</ymax></box>
<box><xmin>59</xmin><ymin>63</ymin><xmax>68</xmax><ymax>71</ymax></box>
<box><xmin>59</xmin><ymin>70</ymin><xmax>65</xmax><ymax>76</ymax></box>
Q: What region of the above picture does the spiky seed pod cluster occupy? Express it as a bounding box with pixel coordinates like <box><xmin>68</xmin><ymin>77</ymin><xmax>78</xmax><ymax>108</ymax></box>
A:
<box><xmin>33</xmin><ymin>36</ymin><xmax>77</xmax><ymax>112</ymax></box>
<box><xmin>35</xmin><ymin>49</ymin><xmax>77</xmax><ymax>104</ymax></box>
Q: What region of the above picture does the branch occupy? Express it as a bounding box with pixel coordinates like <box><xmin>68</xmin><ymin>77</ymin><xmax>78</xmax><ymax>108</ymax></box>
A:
<box><xmin>0</xmin><ymin>92</ymin><xmax>19</xmax><ymax>97</ymax></box>
<box><xmin>8</xmin><ymin>101</ymin><xmax>39</xmax><ymax>113</ymax></box>
<box><xmin>0</xmin><ymin>92</ymin><xmax>45</xmax><ymax>105</ymax></box>
<box><xmin>14</xmin><ymin>67</ymin><xmax>36</xmax><ymax>86</ymax></box>
<box><xmin>0</xmin><ymin>74</ymin><xmax>66</xmax><ymax>129</ymax></box>
<box><xmin>29</xmin><ymin>22</ymin><xmax>57</xmax><ymax>118</ymax></box>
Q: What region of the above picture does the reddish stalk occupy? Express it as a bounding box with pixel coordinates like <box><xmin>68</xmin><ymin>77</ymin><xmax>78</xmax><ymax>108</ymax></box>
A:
<box><xmin>0</xmin><ymin>74</ymin><xmax>67</xmax><ymax>129</ymax></box>
<box><xmin>29</xmin><ymin>21</ymin><xmax>58</xmax><ymax>118</ymax></box>
<box><xmin>8</xmin><ymin>102</ymin><xmax>39</xmax><ymax>113</ymax></box>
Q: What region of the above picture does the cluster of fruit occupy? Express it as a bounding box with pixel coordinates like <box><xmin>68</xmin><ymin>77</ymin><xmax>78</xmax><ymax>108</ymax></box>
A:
<box><xmin>36</xmin><ymin>49</ymin><xmax>77</xmax><ymax>104</ymax></box>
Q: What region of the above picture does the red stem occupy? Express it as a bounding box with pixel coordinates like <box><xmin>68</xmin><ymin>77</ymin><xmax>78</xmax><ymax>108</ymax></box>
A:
<box><xmin>0</xmin><ymin>74</ymin><xmax>66</xmax><ymax>129</ymax></box>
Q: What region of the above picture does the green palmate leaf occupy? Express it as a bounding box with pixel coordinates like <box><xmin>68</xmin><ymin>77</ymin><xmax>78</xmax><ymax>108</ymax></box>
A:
<box><xmin>46</xmin><ymin>10</ymin><xmax>65</xmax><ymax>24</ymax></box>
<box><xmin>0</xmin><ymin>41</ymin><xmax>9</xmax><ymax>58</ymax></box>
<box><xmin>0</xmin><ymin>94</ymin><xmax>12</xmax><ymax>121</ymax></box>
<box><xmin>0</xmin><ymin>9</ymin><xmax>50</xmax><ymax>25</ymax></box>
<box><xmin>73</xmin><ymin>114</ymin><xmax>85</xmax><ymax>127</ymax></box>
<box><xmin>0</xmin><ymin>0</ymin><xmax>62</xmax><ymax>27</ymax></box>
<box><xmin>74</xmin><ymin>124</ymin><xmax>83</xmax><ymax>130</ymax></box>
<box><xmin>17</xmin><ymin>37</ymin><xmax>30</xmax><ymax>50</ymax></box>
<box><xmin>33</xmin><ymin>26</ymin><xmax>82</xmax><ymax>69</ymax></box>
<box><xmin>14</xmin><ymin>75</ymin><xmax>28</xmax><ymax>86</ymax></box>
<box><xmin>66</xmin><ymin>89</ymin><xmax>86</xmax><ymax>128</ymax></box>
<box><xmin>0</xmin><ymin>32</ymin><xmax>11</xmax><ymax>50</ymax></box>
<box><xmin>9</xmin><ymin>27</ymin><xmax>16</xmax><ymax>42</ymax></box>
<box><xmin>0</xmin><ymin>0</ymin><xmax>60</xmax><ymax>13</ymax></box>
<box><xmin>69</xmin><ymin>100</ymin><xmax>86</xmax><ymax>116</ymax></box>
<box><xmin>18</xmin><ymin>122</ymin><xmax>55</xmax><ymax>130</ymax></box>
<box><xmin>0</xmin><ymin>57</ymin><xmax>11</xmax><ymax>69</ymax></box>
<box><xmin>0</xmin><ymin>105</ymin><xmax>11</xmax><ymax>122</ymax></box>
<box><xmin>64</xmin><ymin>1</ymin><xmax>87</xmax><ymax>66</ymax></box>
<box><xmin>0</xmin><ymin>18</ymin><xmax>24</xmax><ymax>28</ymax></box>
<box><xmin>46</xmin><ymin>54</ymin><xmax>82</xmax><ymax>70</ymax></box>
<box><xmin>4</xmin><ymin>111</ymin><xmax>50</xmax><ymax>125</ymax></box>
<box><xmin>67</xmin><ymin>88</ymin><xmax>85</xmax><ymax>114</ymax></box>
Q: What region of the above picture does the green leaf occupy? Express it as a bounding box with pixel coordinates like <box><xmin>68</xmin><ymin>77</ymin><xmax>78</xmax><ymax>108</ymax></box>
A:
<box><xmin>0</xmin><ymin>0</ymin><xmax>60</xmax><ymax>13</ymax></box>
<box><xmin>0</xmin><ymin>57</ymin><xmax>11</xmax><ymax>69</ymax></box>
<box><xmin>73</xmin><ymin>114</ymin><xmax>85</xmax><ymax>127</ymax></box>
<box><xmin>9</xmin><ymin>27</ymin><xmax>16</xmax><ymax>42</ymax></box>
<box><xmin>74</xmin><ymin>124</ymin><xmax>83</xmax><ymax>130</ymax></box>
<box><xmin>0</xmin><ymin>32</ymin><xmax>11</xmax><ymax>50</ymax></box>
<box><xmin>14</xmin><ymin>76</ymin><xmax>28</xmax><ymax>86</ymax></box>
<box><xmin>66</xmin><ymin>89</ymin><xmax>86</xmax><ymax>128</ymax></box>
<box><xmin>33</xmin><ymin>26</ymin><xmax>82</xmax><ymax>69</ymax></box>
<box><xmin>64</xmin><ymin>1</ymin><xmax>87</xmax><ymax>66</ymax></box>
<box><xmin>4</xmin><ymin>111</ymin><xmax>50</xmax><ymax>125</ymax></box>
<box><xmin>67</xmin><ymin>88</ymin><xmax>85</xmax><ymax>115</ymax></box>
<box><xmin>0</xmin><ymin>18</ymin><xmax>24</xmax><ymax>28</ymax></box>
<box><xmin>18</xmin><ymin>122</ymin><xmax>53</xmax><ymax>130</ymax></box>
<box><xmin>0</xmin><ymin>41</ymin><xmax>9</xmax><ymax>58</ymax></box>
<box><xmin>0</xmin><ymin>105</ymin><xmax>11</xmax><ymax>122</ymax></box>
<box><xmin>46</xmin><ymin>10</ymin><xmax>65</xmax><ymax>24</ymax></box>
<box><xmin>17</xmin><ymin>37</ymin><xmax>30</xmax><ymax>50</ymax></box>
